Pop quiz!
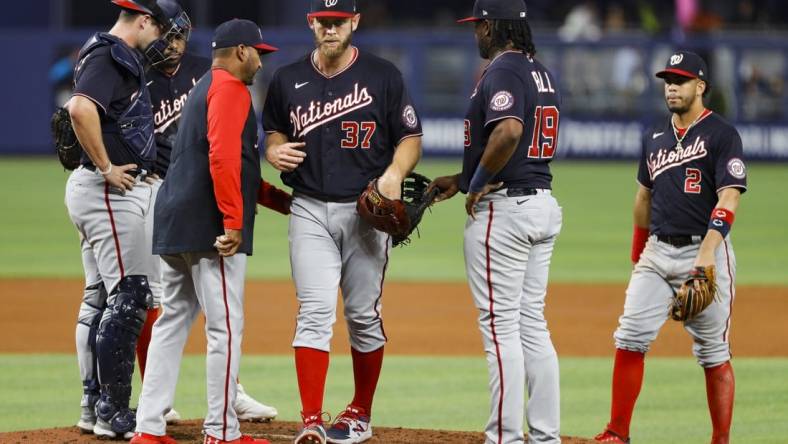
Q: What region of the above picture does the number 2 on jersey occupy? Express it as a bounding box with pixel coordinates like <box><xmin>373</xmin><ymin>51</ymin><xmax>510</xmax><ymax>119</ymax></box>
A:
<box><xmin>684</xmin><ymin>168</ymin><xmax>702</xmax><ymax>194</ymax></box>
<box><xmin>341</xmin><ymin>121</ymin><xmax>376</xmax><ymax>149</ymax></box>
<box><xmin>528</xmin><ymin>105</ymin><xmax>559</xmax><ymax>159</ymax></box>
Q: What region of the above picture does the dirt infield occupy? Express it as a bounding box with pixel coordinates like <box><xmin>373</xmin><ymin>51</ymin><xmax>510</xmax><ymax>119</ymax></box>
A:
<box><xmin>1</xmin><ymin>279</ymin><xmax>786</xmax><ymax>442</ymax></box>
<box><xmin>2</xmin><ymin>279</ymin><xmax>787</xmax><ymax>356</ymax></box>
<box><xmin>0</xmin><ymin>419</ymin><xmax>599</xmax><ymax>443</ymax></box>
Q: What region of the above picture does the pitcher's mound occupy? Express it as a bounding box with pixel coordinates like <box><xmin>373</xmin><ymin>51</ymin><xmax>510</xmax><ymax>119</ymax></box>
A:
<box><xmin>1</xmin><ymin>420</ymin><xmax>595</xmax><ymax>443</ymax></box>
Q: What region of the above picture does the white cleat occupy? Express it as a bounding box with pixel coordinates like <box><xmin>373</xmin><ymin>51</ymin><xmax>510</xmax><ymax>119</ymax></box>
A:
<box><xmin>164</xmin><ymin>408</ymin><xmax>182</xmax><ymax>424</ymax></box>
<box><xmin>93</xmin><ymin>416</ymin><xmax>135</xmax><ymax>440</ymax></box>
<box><xmin>76</xmin><ymin>395</ymin><xmax>96</xmax><ymax>434</ymax></box>
<box><xmin>234</xmin><ymin>383</ymin><xmax>278</xmax><ymax>422</ymax></box>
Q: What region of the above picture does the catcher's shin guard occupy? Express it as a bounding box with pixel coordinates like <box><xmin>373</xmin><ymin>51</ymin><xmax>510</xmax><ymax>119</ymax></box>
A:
<box><xmin>95</xmin><ymin>275</ymin><xmax>153</xmax><ymax>420</ymax></box>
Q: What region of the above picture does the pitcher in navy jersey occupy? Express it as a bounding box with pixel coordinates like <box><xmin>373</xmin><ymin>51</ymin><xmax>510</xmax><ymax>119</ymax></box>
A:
<box><xmin>594</xmin><ymin>52</ymin><xmax>745</xmax><ymax>444</ymax></box>
<box><xmin>262</xmin><ymin>1</ymin><xmax>423</xmax><ymax>443</ymax></box>
<box><xmin>430</xmin><ymin>1</ymin><xmax>563</xmax><ymax>443</ymax></box>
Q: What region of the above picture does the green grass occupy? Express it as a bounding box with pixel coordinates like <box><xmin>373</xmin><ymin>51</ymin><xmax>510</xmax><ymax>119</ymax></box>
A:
<box><xmin>1</xmin><ymin>157</ymin><xmax>786</xmax><ymax>284</ymax></box>
<box><xmin>1</xmin><ymin>354</ymin><xmax>787</xmax><ymax>443</ymax></box>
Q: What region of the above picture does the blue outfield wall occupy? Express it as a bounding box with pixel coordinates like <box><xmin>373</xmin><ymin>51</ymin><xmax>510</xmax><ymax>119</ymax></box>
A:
<box><xmin>2</xmin><ymin>28</ymin><xmax>787</xmax><ymax>159</ymax></box>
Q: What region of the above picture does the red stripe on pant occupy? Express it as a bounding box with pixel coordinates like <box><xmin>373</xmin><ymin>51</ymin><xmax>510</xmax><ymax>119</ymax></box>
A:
<box><xmin>104</xmin><ymin>183</ymin><xmax>125</xmax><ymax>279</ymax></box>
<box><xmin>484</xmin><ymin>201</ymin><xmax>504</xmax><ymax>444</ymax></box>
<box><xmin>220</xmin><ymin>257</ymin><xmax>232</xmax><ymax>441</ymax></box>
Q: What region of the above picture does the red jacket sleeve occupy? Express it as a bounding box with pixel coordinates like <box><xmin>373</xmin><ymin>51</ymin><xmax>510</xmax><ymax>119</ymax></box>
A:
<box><xmin>206</xmin><ymin>70</ymin><xmax>250</xmax><ymax>230</ymax></box>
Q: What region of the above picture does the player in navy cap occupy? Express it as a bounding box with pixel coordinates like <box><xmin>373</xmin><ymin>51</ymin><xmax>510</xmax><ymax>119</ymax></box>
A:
<box><xmin>138</xmin><ymin>10</ymin><xmax>280</xmax><ymax>427</ymax></box>
<box><xmin>594</xmin><ymin>51</ymin><xmax>745</xmax><ymax>444</ymax></box>
<box><xmin>429</xmin><ymin>0</ymin><xmax>564</xmax><ymax>443</ymax></box>
<box><xmin>263</xmin><ymin>0</ymin><xmax>423</xmax><ymax>443</ymax></box>
<box><xmin>131</xmin><ymin>18</ymin><xmax>280</xmax><ymax>444</ymax></box>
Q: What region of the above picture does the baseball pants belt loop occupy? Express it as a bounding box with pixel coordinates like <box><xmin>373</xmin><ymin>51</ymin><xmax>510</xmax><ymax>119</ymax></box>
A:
<box><xmin>505</xmin><ymin>187</ymin><xmax>551</xmax><ymax>197</ymax></box>
<box><xmin>656</xmin><ymin>234</ymin><xmax>705</xmax><ymax>248</ymax></box>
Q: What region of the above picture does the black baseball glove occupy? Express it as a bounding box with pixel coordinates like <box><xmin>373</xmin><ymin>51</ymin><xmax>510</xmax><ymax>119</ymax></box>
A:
<box><xmin>51</xmin><ymin>106</ymin><xmax>83</xmax><ymax>170</ymax></box>
<box><xmin>357</xmin><ymin>172</ymin><xmax>440</xmax><ymax>247</ymax></box>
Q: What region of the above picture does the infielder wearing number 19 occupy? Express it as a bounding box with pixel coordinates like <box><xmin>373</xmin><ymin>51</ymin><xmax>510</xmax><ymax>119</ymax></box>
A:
<box><xmin>431</xmin><ymin>1</ymin><xmax>562</xmax><ymax>443</ymax></box>
<box><xmin>594</xmin><ymin>52</ymin><xmax>746</xmax><ymax>444</ymax></box>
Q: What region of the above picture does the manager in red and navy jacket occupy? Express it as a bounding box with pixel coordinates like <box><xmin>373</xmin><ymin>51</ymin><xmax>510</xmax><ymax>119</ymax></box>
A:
<box><xmin>136</xmin><ymin>19</ymin><xmax>284</xmax><ymax>443</ymax></box>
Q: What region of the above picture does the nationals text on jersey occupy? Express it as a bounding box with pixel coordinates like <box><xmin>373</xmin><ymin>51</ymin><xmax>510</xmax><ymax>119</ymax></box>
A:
<box><xmin>647</xmin><ymin>135</ymin><xmax>708</xmax><ymax>180</ymax></box>
<box><xmin>289</xmin><ymin>83</ymin><xmax>374</xmax><ymax>138</ymax></box>
<box><xmin>153</xmin><ymin>78</ymin><xmax>197</xmax><ymax>134</ymax></box>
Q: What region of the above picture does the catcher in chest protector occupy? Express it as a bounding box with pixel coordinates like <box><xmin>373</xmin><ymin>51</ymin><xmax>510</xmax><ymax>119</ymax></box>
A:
<box><xmin>594</xmin><ymin>51</ymin><xmax>746</xmax><ymax>444</ymax></box>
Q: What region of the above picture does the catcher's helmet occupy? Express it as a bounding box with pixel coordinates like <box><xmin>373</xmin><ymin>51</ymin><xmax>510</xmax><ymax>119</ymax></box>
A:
<box><xmin>112</xmin><ymin>0</ymin><xmax>192</xmax><ymax>66</ymax></box>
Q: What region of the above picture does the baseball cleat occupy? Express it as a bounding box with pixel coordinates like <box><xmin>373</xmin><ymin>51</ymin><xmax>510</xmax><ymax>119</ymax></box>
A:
<box><xmin>234</xmin><ymin>384</ymin><xmax>278</xmax><ymax>422</ymax></box>
<box><xmin>594</xmin><ymin>429</ymin><xmax>630</xmax><ymax>443</ymax></box>
<box><xmin>164</xmin><ymin>407</ymin><xmax>182</xmax><ymax>424</ymax></box>
<box><xmin>130</xmin><ymin>432</ymin><xmax>179</xmax><ymax>444</ymax></box>
<box><xmin>294</xmin><ymin>423</ymin><xmax>327</xmax><ymax>444</ymax></box>
<box><xmin>326</xmin><ymin>405</ymin><xmax>372</xmax><ymax>444</ymax></box>
<box><xmin>76</xmin><ymin>393</ymin><xmax>98</xmax><ymax>433</ymax></box>
<box><xmin>204</xmin><ymin>434</ymin><xmax>270</xmax><ymax>443</ymax></box>
<box><xmin>93</xmin><ymin>416</ymin><xmax>135</xmax><ymax>439</ymax></box>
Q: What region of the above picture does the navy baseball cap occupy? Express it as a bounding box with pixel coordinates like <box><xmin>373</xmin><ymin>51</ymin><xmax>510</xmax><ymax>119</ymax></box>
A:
<box><xmin>656</xmin><ymin>51</ymin><xmax>708</xmax><ymax>82</ymax></box>
<box><xmin>308</xmin><ymin>0</ymin><xmax>358</xmax><ymax>19</ymax></box>
<box><xmin>111</xmin><ymin>0</ymin><xmax>168</xmax><ymax>25</ymax></box>
<box><xmin>211</xmin><ymin>19</ymin><xmax>278</xmax><ymax>53</ymax></box>
<box><xmin>458</xmin><ymin>0</ymin><xmax>528</xmax><ymax>23</ymax></box>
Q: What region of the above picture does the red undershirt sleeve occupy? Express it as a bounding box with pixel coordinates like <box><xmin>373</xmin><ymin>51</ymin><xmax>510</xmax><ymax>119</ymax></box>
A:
<box><xmin>206</xmin><ymin>72</ymin><xmax>250</xmax><ymax>230</ymax></box>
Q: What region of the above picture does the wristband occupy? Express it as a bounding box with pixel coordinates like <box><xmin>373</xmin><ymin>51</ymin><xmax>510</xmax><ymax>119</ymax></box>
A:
<box><xmin>98</xmin><ymin>163</ymin><xmax>112</xmax><ymax>176</ymax></box>
<box><xmin>631</xmin><ymin>225</ymin><xmax>649</xmax><ymax>264</ymax></box>
<box><xmin>708</xmin><ymin>208</ymin><xmax>735</xmax><ymax>238</ymax></box>
<box><xmin>468</xmin><ymin>164</ymin><xmax>495</xmax><ymax>193</ymax></box>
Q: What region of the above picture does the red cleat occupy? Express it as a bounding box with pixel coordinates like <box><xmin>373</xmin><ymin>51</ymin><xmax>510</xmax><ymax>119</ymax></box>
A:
<box><xmin>594</xmin><ymin>429</ymin><xmax>630</xmax><ymax>443</ymax></box>
<box><xmin>130</xmin><ymin>432</ymin><xmax>178</xmax><ymax>444</ymax></box>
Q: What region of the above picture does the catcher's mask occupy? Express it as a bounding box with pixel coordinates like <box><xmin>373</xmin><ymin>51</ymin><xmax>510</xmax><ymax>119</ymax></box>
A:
<box><xmin>143</xmin><ymin>0</ymin><xmax>193</xmax><ymax>67</ymax></box>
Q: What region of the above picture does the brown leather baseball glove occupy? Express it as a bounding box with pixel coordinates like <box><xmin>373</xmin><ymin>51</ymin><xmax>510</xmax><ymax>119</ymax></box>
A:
<box><xmin>671</xmin><ymin>265</ymin><xmax>718</xmax><ymax>321</ymax></box>
<box><xmin>357</xmin><ymin>172</ymin><xmax>439</xmax><ymax>246</ymax></box>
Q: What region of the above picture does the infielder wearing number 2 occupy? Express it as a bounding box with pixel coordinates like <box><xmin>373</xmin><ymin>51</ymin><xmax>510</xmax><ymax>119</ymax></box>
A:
<box><xmin>263</xmin><ymin>1</ymin><xmax>423</xmax><ymax>443</ymax></box>
<box><xmin>431</xmin><ymin>1</ymin><xmax>563</xmax><ymax>443</ymax></box>
<box><xmin>594</xmin><ymin>52</ymin><xmax>746</xmax><ymax>444</ymax></box>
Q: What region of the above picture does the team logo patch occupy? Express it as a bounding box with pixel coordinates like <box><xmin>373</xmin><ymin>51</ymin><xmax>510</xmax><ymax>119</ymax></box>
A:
<box><xmin>727</xmin><ymin>158</ymin><xmax>746</xmax><ymax>179</ymax></box>
<box><xmin>325</xmin><ymin>0</ymin><xmax>338</xmax><ymax>7</ymax></box>
<box><xmin>402</xmin><ymin>105</ymin><xmax>418</xmax><ymax>129</ymax></box>
<box><xmin>670</xmin><ymin>54</ymin><xmax>684</xmax><ymax>65</ymax></box>
<box><xmin>490</xmin><ymin>91</ymin><xmax>514</xmax><ymax>112</ymax></box>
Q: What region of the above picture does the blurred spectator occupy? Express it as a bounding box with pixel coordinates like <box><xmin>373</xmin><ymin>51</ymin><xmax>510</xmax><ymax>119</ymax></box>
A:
<box><xmin>559</xmin><ymin>1</ymin><xmax>603</xmax><ymax>41</ymax></box>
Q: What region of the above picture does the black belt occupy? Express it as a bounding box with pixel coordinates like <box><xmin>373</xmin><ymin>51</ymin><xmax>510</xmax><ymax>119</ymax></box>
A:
<box><xmin>296</xmin><ymin>190</ymin><xmax>357</xmax><ymax>203</ymax></box>
<box><xmin>506</xmin><ymin>187</ymin><xmax>546</xmax><ymax>197</ymax></box>
<box><xmin>82</xmin><ymin>164</ymin><xmax>146</xmax><ymax>178</ymax></box>
<box><xmin>656</xmin><ymin>234</ymin><xmax>704</xmax><ymax>248</ymax></box>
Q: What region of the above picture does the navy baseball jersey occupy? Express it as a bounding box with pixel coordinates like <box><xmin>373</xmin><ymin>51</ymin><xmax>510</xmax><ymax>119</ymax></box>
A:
<box><xmin>72</xmin><ymin>44</ymin><xmax>150</xmax><ymax>169</ymax></box>
<box><xmin>459</xmin><ymin>50</ymin><xmax>560</xmax><ymax>192</ymax></box>
<box><xmin>637</xmin><ymin>110</ymin><xmax>748</xmax><ymax>236</ymax></box>
<box><xmin>262</xmin><ymin>47</ymin><xmax>423</xmax><ymax>201</ymax></box>
<box><xmin>148</xmin><ymin>53</ymin><xmax>212</xmax><ymax>176</ymax></box>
